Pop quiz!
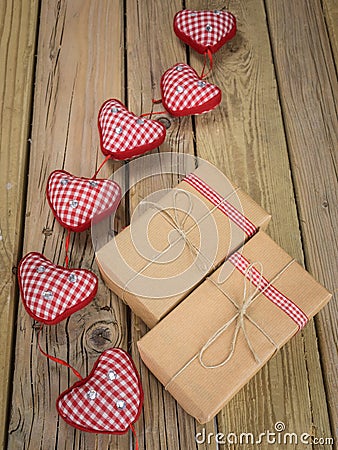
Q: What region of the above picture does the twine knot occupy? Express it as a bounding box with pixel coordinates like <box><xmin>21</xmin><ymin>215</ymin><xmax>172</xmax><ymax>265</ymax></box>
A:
<box><xmin>143</xmin><ymin>189</ymin><xmax>213</xmax><ymax>273</ymax></box>
<box><xmin>199</xmin><ymin>262</ymin><xmax>279</xmax><ymax>369</ymax></box>
<box><xmin>164</xmin><ymin>257</ymin><xmax>297</xmax><ymax>390</ymax></box>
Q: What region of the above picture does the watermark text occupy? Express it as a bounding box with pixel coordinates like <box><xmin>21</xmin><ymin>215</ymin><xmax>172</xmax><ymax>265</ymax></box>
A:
<box><xmin>195</xmin><ymin>422</ymin><xmax>334</xmax><ymax>446</ymax></box>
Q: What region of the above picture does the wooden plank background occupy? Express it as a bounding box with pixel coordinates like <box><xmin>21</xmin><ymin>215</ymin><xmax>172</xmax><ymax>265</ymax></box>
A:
<box><xmin>8</xmin><ymin>2</ymin><xmax>130</xmax><ymax>449</ymax></box>
<box><xmin>3</xmin><ymin>0</ymin><xmax>337</xmax><ymax>449</ymax></box>
<box><xmin>0</xmin><ymin>1</ymin><xmax>39</xmax><ymax>448</ymax></box>
<box><xmin>265</xmin><ymin>2</ymin><xmax>338</xmax><ymax>440</ymax></box>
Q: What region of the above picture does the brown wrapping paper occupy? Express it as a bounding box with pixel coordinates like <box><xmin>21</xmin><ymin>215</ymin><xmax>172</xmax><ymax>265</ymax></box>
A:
<box><xmin>137</xmin><ymin>231</ymin><xmax>332</xmax><ymax>423</ymax></box>
<box><xmin>96</xmin><ymin>164</ymin><xmax>271</xmax><ymax>328</ymax></box>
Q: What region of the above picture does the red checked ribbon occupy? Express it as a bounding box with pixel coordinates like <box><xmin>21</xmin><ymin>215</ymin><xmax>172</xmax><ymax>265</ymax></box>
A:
<box><xmin>228</xmin><ymin>252</ymin><xmax>308</xmax><ymax>329</ymax></box>
<box><xmin>183</xmin><ymin>173</ymin><xmax>257</xmax><ymax>237</ymax></box>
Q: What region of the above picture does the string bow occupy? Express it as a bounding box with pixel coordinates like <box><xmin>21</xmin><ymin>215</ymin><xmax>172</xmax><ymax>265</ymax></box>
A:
<box><xmin>122</xmin><ymin>188</ymin><xmax>219</xmax><ymax>302</ymax></box>
<box><xmin>142</xmin><ymin>189</ymin><xmax>214</xmax><ymax>272</ymax></box>
<box><xmin>199</xmin><ymin>262</ymin><xmax>279</xmax><ymax>369</ymax></box>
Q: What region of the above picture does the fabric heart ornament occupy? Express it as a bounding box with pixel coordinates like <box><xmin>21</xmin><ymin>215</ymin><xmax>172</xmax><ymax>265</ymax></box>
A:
<box><xmin>18</xmin><ymin>252</ymin><xmax>98</xmax><ymax>325</ymax></box>
<box><xmin>161</xmin><ymin>63</ymin><xmax>222</xmax><ymax>116</ymax></box>
<box><xmin>57</xmin><ymin>348</ymin><xmax>143</xmax><ymax>434</ymax></box>
<box><xmin>46</xmin><ymin>170</ymin><xmax>121</xmax><ymax>232</ymax></box>
<box><xmin>98</xmin><ymin>99</ymin><xmax>166</xmax><ymax>160</ymax></box>
<box><xmin>173</xmin><ymin>9</ymin><xmax>236</xmax><ymax>55</ymax></box>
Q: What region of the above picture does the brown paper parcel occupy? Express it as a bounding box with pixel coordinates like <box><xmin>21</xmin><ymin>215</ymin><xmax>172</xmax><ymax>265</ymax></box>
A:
<box><xmin>96</xmin><ymin>164</ymin><xmax>271</xmax><ymax>328</ymax></box>
<box><xmin>137</xmin><ymin>231</ymin><xmax>332</xmax><ymax>423</ymax></box>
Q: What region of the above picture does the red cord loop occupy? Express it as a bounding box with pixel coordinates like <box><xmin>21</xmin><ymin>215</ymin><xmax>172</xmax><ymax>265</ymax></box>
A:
<box><xmin>139</xmin><ymin>98</ymin><xmax>167</xmax><ymax>118</ymax></box>
<box><xmin>65</xmin><ymin>229</ymin><xmax>70</xmax><ymax>268</ymax></box>
<box><xmin>130</xmin><ymin>424</ymin><xmax>139</xmax><ymax>450</ymax></box>
<box><xmin>64</xmin><ymin>229</ymin><xmax>71</xmax><ymax>268</ymax></box>
<box><xmin>37</xmin><ymin>324</ymin><xmax>83</xmax><ymax>380</ymax></box>
<box><xmin>92</xmin><ymin>154</ymin><xmax>112</xmax><ymax>179</ymax></box>
<box><xmin>201</xmin><ymin>49</ymin><xmax>213</xmax><ymax>79</ymax></box>
<box><xmin>139</xmin><ymin>109</ymin><xmax>167</xmax><ymax>119</ymax></box>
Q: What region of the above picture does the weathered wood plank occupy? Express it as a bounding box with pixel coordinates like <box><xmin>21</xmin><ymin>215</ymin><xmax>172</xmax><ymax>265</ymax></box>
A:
<box><xmin>266</xmin><ymin>0</ymin><xmax>338</xmax><ymax>443</ymax></box>
<box><xmin>188</xmin><ymin>0</ymin><xmax>333</xmax><ymax>445</ymax></box>
<box><xmin>8</xmin><ymin>1</ymin><xmax>129</xmax><ymax>449</ymax></box>
<box><xmin>0</xmin><ymin>0</ymin><xmax>39</xmax><ymax>448</ymax></box>
<box><xmin>125</xmin><ymin>1</ymin><xmax>215</xmax><ymax>448</ymax></box>
<box><xmin>323</xmin><ymin>0</ymin><xmax>338</xmax><ymax>64</ymax></box>
<box><xmin>7</xmin><ymin>1</ymin><xmax>336</xmax><ymax>449</ymax></box>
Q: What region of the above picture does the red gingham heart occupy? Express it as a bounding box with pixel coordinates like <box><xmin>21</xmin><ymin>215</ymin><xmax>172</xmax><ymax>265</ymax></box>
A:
<box><xmin>18</xmin><ymin>252</ymin><xmax>98</xmax><ymax>325</ymax></box>
<box><xmin>98</xmin><ymin>99</ymin><xmax>166</xmax><ymax>160</ymax></box>
<box><xmin>46</xmin><ymin>170</ymin><xmax>121</xmax><ymax>232</ymax></box>
<box><xmin>57</xmin><ymin>348</ymin><xmax>143</xmax><ymax>434</ymax></box>
<box><xmin>173</xmin><ymin>9</ymin><xmax>236</xmax><ymax>55</ymax></box>
<box><xmin>161</xmin><ymin>63</ymin><xmax>221</xmax><ymax>116</ymax></box>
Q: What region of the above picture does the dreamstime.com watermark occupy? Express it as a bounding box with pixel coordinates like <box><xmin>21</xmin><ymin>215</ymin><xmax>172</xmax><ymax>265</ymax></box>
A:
<box><xmin>195</xmin><ymin>422</ymin><xmax>334</xmax><ymax>446</ymax></box>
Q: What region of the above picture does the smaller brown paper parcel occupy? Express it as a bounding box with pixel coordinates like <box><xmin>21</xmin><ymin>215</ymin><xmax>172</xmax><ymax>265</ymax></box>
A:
<box><xmin>96</xmin><ymin>164</ymin><xmax>271</xmax><ymax>328</ymax></box>
<box><xmin>137</xmin><ymin>231</ymin><xmax>332</xmax><ymax>423</ymax></box>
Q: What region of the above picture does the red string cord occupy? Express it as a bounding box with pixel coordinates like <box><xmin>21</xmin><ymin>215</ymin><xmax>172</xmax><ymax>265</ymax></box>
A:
<box><xmin>92</xmin><ymin>154</ymin><xmax>112</xmax><ymax>179</ymax></box>
<box><xmin>139</xmin><ymin>110</ymin><xmax>168</xmax><ymax>119</ymax></box>
<box><xmin>37</xmin><ymin>324</ymin><xmax>83</xmax><ymax>380</ymax></box>
<box><xmin>64</xmin><ymin>229</ymin><xmax>71</xmax><ymax>268</ymax></box>
<box><xmin>200</xmin><ymin>49</ymin><xmax>213</xmax><ymax>79</ymax></box>
<box><xmin>130</xmin><ymin>424</ymin><xmax>139</xmax><ymax>450</ymax></box>
<box><xmin>139</xmin><ymin>98</ymin><xmax>167</xmax><ymax>118</ymax></box>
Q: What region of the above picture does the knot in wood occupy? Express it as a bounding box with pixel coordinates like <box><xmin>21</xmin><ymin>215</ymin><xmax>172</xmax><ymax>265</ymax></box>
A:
<box><xmin>85</xmin><ymin>320</ymin><xmax>119</xmax><ymax>352</ymax></box>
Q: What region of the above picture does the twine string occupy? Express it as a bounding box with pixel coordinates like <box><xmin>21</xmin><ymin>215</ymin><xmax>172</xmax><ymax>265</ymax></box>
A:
<box><xmin>199</xmin><ymin>262</ymin><xmax>277</xmax><ymax>369</ymax></box>
<box><xmin>122</xmin><ymin>186</ymin><xmax>240</xmax><ymax>301</ymax></box>
<box><xmin>165</xmin><ymin>258</ymin><xmax>295</xmax><ymax>388</ymax></box>
<box><xmin>142</xmin><ymin>190</ymin><xmax>211</xmax><ymax>272</ymax></box>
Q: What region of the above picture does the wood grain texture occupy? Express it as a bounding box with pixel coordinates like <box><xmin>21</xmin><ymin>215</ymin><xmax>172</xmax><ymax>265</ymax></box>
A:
<box><xmin>266</xmin><ymin>0</ymin><xmax>338</xmax><ymax>442</ymax></box>
<box><xmin>125</xmin><ymin>1</ymin><xmax>210</xmax><ymax>448</ymax></box>
<box><xmin>188</xmin><ymin>0</ymin><xmax>333</xmax><ymax>446</ymax></box>
<box><xmin>8</xmin><ymin>1</ymin><xmax>130</xmax><ymax>449</ymax></box>
<box><xmin>0</xmin><ymin>1</ymin><xmax>39</xmax><ymax>448</ymax></box>
<box><xmin>5</xmin><ymin>1</ymin><xmax>336</xmax><ymax>449</ymax></box>
<box><xmin>323</xmin><ymin>0</ymin><xmax>338</xmax><ymax>64</ymax></box>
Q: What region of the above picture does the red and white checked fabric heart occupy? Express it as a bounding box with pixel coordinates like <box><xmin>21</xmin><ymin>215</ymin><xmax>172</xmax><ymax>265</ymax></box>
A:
<box><xmin>18</xmin><ymin>252</ymin><xmax>98</xmax><ymax>325</ymax></box>
<box><xmin>57</xmin><ymin>348</ymin><xmax>143</xmax><ymax>434</ymax></box>
<box><xmin>174</xmin><ymin>9</ymin><xmax>236</xmax><ymax>54</ymax></box>
<box><xmin>161</xmin><ymin>63</ymin><xmax>221</xmax><ymax>116</ymax></box>
<box><xmin>98</xmin><ymin>99</ymin><xmax>166</xmax><ymax>160</ymax></box>
<box><xmin>46</xmin><ymin>170</ymin><xmax>121</xmax><ymax>232</ymax></box>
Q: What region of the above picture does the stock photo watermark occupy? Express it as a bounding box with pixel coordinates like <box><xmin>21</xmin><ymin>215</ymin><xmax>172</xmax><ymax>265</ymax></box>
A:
<box><xmin>195</xmin><ymin>422</ymin><xmax>334</xmax><ymax>446</ymax></box>
<box><xmin>92</xmin><ymin>153</ymin><xmax>244</xmax><ymax>298</ymax></box>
